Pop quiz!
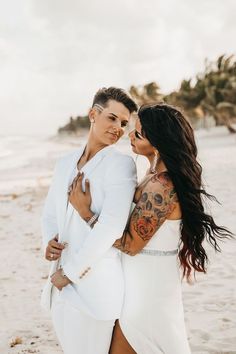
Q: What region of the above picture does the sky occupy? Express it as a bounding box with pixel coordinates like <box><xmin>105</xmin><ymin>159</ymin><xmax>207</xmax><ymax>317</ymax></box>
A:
<box><xmin>0</xmin><ymin>0</ymin><xmax>235</xmax><ymax>135</ymax></box>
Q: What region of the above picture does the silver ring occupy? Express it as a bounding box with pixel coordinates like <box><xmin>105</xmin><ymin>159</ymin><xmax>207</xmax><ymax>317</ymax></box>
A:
<box><xmin>50</xmin><ymin>253</ymin><xmax>54</xmax><ymax>258</ymax></box>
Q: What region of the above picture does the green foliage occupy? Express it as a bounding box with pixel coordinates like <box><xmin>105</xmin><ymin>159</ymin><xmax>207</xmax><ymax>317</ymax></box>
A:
<box><xmin>129</xmin><ymin>54</ymin><xmax>236</xmax><ymax>133</ymax></box>
<box><xmin>58</xmin><ymin>115</ymin><xmax>89</xmax><ymax>134</ymax></box>
<box><xmin>58</xmin><ymin>55</ymin><xmax>236</xmax><ymax>134</ymax></box>
<box><xmin>128</xmin><ymin>82</ymin><xmax>163</xmax><ymax>106</ymax></box>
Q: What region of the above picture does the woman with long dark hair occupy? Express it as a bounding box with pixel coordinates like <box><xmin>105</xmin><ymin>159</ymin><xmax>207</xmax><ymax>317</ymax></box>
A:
<box><xmin>70</xmin><ymin>104</ymin><xmax>231</xmax><ymax>353</ymax></box>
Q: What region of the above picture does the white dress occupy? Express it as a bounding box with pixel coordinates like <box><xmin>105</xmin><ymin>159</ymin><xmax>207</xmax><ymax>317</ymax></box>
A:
<box><xmin>119</xmin><ymin>219</ymin><xmax>191</xmax><ymax>354</ymax></box>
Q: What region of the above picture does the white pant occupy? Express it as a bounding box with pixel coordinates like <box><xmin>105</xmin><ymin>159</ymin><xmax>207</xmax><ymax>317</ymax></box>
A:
<box><xmin>51</xmin><ymin>289</ymin><xmax>115</xmax><ymax>354</ymax></box>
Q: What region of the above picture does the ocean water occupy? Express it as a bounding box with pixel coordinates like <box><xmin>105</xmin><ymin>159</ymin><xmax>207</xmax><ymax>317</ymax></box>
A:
<box><xmin>0</xmin><ymin>135</ymin><xmax>44</xmax><ymax>170</ymax></box>
<box><xmin>0</xmin><ymin>134</ymin><xmax>84</xmax><ymax>194</ymax></box>
<box><xmin>5</xmin><ymin>127</ymin><xmax>233</xmax><ymax>194</ymax></box>
<box><xmin>0</xmin><ymin>132</ymin><xmax>146</xmax><ymax>194</ymax></box>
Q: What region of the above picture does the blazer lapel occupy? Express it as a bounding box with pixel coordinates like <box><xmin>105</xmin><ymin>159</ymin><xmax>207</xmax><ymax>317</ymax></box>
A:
<box><xmin>59</xmin><ymin>145</ymin><xmax>114</xmax><ymax>241</ymax></box>
<box><xmin>58</xmin><ymin>145</ymin><xmax>86</xmax><ymax>240</ymax></box>
<box><xmin>79</xmin><ymin>145</ymin><xmax>113</xmax><ymax>187</ymax></box>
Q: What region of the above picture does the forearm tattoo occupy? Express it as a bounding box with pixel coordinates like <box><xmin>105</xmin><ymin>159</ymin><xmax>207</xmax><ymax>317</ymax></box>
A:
<box><xmin>113</xmin><ymin>233</ymin><xmax>134</xmax><ymax>255</ymax></box>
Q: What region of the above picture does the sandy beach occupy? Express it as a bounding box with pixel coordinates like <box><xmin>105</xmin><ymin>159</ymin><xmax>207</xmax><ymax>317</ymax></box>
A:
<box><xmin>0</xmin><ymin>127</ymin><xmax>235</xmax><ymax>354</ymax></box>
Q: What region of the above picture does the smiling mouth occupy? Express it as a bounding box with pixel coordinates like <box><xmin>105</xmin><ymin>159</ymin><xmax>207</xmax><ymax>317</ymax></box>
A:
<box><xmin>108</xmin><ymin>132</ymin><xmax>118</xmax><ymax>139</ymax></box>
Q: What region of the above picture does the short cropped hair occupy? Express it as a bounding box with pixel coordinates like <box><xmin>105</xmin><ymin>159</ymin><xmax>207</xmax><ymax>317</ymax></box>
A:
<box><xmin>92</xmin><ymin>87</ymin><xmax>138</xmax><ymax>114</ymax></box>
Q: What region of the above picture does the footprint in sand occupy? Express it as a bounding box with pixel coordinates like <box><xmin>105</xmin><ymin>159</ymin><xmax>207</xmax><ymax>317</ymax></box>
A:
<box><xmin>222</xmin><ymin>318</ymin><xmax>231</xmax><ymax>322</ymax></box>
<box><xmin>192</xmin><ymin>329</ymin><xmax>211</xmax><ymax>342</ymax></box>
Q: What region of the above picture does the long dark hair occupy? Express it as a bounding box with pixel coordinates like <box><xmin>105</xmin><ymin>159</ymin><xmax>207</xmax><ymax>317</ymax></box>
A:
<box><xmin>139</xmin><ymin>103</ymin><xmax>232</xmax><ymax>281</ymax></box>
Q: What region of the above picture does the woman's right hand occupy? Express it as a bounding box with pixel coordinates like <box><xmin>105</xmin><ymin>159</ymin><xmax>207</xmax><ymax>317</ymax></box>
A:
<box><xmin>45</xmin><ymin>234</ymin><xmax>66</xmax><ymax>261</ymax></box>
<box><xmin>68</xmin><ymin>172</ymin><xmax>93</xmax><ymax>220</ymax></box>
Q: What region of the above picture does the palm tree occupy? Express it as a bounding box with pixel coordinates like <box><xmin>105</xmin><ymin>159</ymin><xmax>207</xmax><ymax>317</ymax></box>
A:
<box><xmin>198</xmin><ymin>55</ymin><xmax>236</xmax><ymax>132</ymax></box>
<box><xmin>129</xmin><ymin>82</ymin><xmax>163</xmax><ymax>106</ymax></box>
<box><xmin>164</xmin><ymin>55</ymin><xmax>236</xmax><ymax>133</ymax></box>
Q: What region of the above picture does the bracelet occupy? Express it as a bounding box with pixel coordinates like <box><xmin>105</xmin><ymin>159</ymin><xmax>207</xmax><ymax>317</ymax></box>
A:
<box><xmin>87</xmin><ymin>213</ymin><xmax>98</xmax><ymax>227</ymax></box>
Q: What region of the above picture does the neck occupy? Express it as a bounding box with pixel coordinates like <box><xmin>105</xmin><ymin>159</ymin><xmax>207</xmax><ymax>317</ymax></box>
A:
<box><xmin>83</xmin><ymin>132</ymin><xmax>108</xmax><ymax>162</ymax></box>
<box><xmin>147</xmin><ymin>153</ymin><xmax>156</xmax><ymax>166</ymax></box>
<box><xmin>147</xmin><ymin>153</ymin><xmax>163</xmax><ymax>173</ymax></box>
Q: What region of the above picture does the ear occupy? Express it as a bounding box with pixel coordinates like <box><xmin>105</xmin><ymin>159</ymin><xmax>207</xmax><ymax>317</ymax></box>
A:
<box><xmin>88</xmin><ymin>108</ymin><xmax>96</xmax><ymax>123</ymax></box>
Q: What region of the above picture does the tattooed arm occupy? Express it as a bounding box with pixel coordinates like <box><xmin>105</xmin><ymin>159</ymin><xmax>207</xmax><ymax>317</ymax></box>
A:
<box><xmin>113</xmin><ymin>171</ymin><xmax>178</xmax><ymax>255</ymax></box>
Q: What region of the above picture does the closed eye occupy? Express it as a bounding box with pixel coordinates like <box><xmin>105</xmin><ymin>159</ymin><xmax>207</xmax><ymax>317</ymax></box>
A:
<box><xmin>135</xmin><ymin>130</ymin><xmax>143</xmax><ymax>139</ymax></box>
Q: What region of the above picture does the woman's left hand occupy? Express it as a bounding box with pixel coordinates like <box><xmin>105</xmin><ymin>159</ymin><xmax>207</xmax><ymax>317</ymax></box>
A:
<box><xmin>68</xmin><ymin>172</ymin><xmax>92</xmax><ymax>218</ymax></box>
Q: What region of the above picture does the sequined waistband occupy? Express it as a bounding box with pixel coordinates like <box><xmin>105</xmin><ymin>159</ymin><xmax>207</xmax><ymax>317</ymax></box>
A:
<box><xmin>139</xmin><ymin>249</ymin><xmax>178</xmax><ymax>256</ymax></box>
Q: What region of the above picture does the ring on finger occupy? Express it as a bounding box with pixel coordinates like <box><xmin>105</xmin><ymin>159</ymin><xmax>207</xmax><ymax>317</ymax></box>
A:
<box><xmin>50</xmin><ymin>253</ymin><xmax>54</xmax><ymax>259</ymax></box>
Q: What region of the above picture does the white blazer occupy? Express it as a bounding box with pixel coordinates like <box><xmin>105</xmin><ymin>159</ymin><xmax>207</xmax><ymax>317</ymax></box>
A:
<box><xmin>41</xmin><ymin>145</ymin><xmax>137</xmax><ymax>320</ymax></box>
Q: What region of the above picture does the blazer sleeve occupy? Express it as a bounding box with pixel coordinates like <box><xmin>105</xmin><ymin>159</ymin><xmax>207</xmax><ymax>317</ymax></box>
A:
<box><xmin>41</xmin><ymin>161</ymin><xmax>59</xmax><ymax>253</ymax></box>
<box><xmin>63</xmin><ymin>154</ymin><xmax>137</xmax><ymax>284</ymax></box>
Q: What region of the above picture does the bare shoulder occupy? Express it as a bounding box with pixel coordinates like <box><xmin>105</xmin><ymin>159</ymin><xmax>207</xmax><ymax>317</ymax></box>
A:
<box><xmin>143</xmin><ymin>171</ymin><xmax>177</xmax><ymax>200</ymax></box>
<box><xmin>135</xmin><ymin>170</ymin><xmax>178</xmax><ymax>223</ymax></box>
<box><xmin>129</xmin><ymin>171</ymin><xmax>178</xmax><ymax>243</ymax></box>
